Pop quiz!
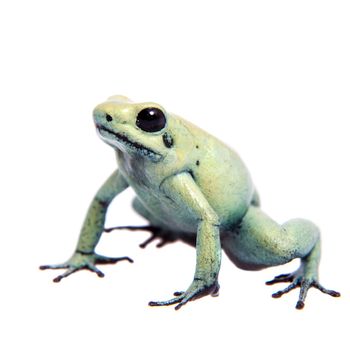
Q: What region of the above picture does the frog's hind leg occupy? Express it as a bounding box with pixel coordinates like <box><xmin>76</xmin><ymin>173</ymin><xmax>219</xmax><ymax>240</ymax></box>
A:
<box><xmin>105</xmin><ymin>198</ymin><xmax>183</xmax><ymax>248</ymax></box>
<box><xmin>222</xmin><ymin>206</ymin><xmax>340</xmax><ymax>309</ymax></box>
<box><xmin>265</xmin><ymin>239</ymin><xmax>339</xmax><ymax>308</ymax></box>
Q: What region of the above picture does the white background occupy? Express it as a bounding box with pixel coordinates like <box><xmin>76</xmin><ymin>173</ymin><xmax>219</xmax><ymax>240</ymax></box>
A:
<box><xmin>1</xmin><ymin>1</ymin><xmax>349</xmax><ymax>349</ymax></box>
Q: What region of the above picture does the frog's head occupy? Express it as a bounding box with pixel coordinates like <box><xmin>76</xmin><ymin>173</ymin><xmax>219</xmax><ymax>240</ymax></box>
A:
<box><xmin>93</xmin><ymin>96</ymin><xmax>174</xmax><ymax>162</ymax></box>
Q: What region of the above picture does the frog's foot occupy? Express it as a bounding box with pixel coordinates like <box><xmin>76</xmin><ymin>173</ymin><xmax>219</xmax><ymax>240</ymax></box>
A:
<box><xmin>104</xmin><ymin>225</ymin><xmax>176</xmax><ymax>248</ymax></box>
<box><xmin>40</xmin><ymin>251</ymin><xmax>133</xmax><ymax>282</ymax></box>
<box><xmin>266</xmin><ymin>271</ymin><xmax>340</xmax><ymax>309</ymax></box>
<box><xmin>149</xmin><ymin>279</ymin><xmax>220</xmax><ymax>310</ymax></box>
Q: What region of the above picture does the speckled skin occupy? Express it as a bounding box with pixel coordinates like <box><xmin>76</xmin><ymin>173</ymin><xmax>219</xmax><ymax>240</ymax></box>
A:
<box><xmin>40</xmin><ymin>95</ymin><xmax>340</xmax><ymax>310</ymax></box>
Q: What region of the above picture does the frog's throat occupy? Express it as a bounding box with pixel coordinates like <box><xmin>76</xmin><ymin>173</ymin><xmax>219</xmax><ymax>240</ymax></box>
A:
<box><xmin>96</xmin><ymin>125</ymin><xmax>162</xmax><ymax>161</ymax></box>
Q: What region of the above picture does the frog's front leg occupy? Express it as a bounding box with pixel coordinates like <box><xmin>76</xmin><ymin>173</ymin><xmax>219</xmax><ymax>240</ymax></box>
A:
<box><xmin>149</xmin><ymin>172</ymin><xmax>221</xmax><ymax>310</ymax></box>
<box><xmin>40</xmin><ymin>169</ymin><xmax>133</xmax><ymax>282</ymax></box>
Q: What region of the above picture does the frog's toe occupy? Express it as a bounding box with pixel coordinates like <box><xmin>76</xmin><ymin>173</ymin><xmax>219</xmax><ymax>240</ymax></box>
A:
<box><xmin>149</xmin><ymin>289</ymin><xmax>201</xmax><ymax>310</ymax></box>
<box><xmin>265</xmin><ymin>273</ymin><xmax>294</xmax><ymax>285</ymax></box>
<box><xmin>270</xmin><ymin>276</ymin><xmax>340</xmax><ymax>310</ymax></box>
<box><xmin>148</xmin><ymin>295</ymin><xmax>184</xmax><ymax>308</ymax></box>
<box><xmin>39</xmin><ymin>263</ymin><xmax>69</xmax><ymax>270</ymax></box>
<box><xmin>86</xmin><ymin>262</ymin><xmax>105</xmax><ymax>277</ymax></box>
<box><xmin>149</xmin><ymin>280</ymin><xmax>219</xmax><ymax>310</ymax></box>
<box><xmin>294</xmin><ymin>280</ymin><xmax>340</xmax><ymax>309</ymax></box>
<box><xmin>312</xmin><ymin>282</ymin><xmax>340</xmax><ymax>298</ymax></box>
<box><xmin>41</xmin><ymin>263</ymin><xmax>105</xmax><ymax>282</ymax></box>
<box><xmin>271</xmin><ymin>279</ymin><xmax>300</xmax><ymax>300</ymax></box>
<box><xmin>40</xmin><ymin>263</ymin><xmax>81</xmax><ymax>282</ymax></box>
<box><xmin>52</xmin><ymin>267</ymin><xmax>81</xmax><ymax>283</ymax></box>
<box><xmin>173</xmin><ymin>291</ymin><xmax>184</xmax><ymax>296</ymax></box>
<box><xmin>40</xmin><ymin>252</ymin><xmax>133</xmax><ymax>283</ymax></box>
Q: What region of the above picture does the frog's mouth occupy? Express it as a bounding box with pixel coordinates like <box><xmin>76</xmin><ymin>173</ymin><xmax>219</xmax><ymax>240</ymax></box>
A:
<box><xmin>96</xmin><ymin>125</ymin><xmax>162</xmax><ymax>161</ymax></box>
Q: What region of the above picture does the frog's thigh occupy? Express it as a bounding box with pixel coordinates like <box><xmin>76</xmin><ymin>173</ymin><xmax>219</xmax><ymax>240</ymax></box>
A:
<box><xmin>222</xmin><ymin>206</ymin><xmax>319</xmax><ymax>271</ymax></box>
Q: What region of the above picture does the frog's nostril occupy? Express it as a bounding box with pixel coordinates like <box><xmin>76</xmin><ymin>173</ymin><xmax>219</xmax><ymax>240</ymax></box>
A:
<box><xmin>106</xmin><ymin>114</ymin><xmax>113</xmax><ymax>122</ymax></box>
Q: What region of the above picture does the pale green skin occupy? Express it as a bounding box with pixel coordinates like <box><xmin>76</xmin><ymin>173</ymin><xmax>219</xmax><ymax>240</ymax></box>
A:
<box><xmin>41</xmin><ymin>95</ymin><xmax>340</xmax><ymax>310</ymax></box>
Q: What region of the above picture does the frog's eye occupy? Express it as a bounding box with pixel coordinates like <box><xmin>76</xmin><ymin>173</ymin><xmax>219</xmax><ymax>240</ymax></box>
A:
<box><xmin>136</xmin><ymin>107</ymin><xmax>166</xmax><ymax>132</ymax></box>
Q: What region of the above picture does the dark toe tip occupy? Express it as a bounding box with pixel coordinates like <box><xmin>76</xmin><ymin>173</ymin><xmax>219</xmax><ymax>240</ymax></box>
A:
<box><xmin>296</xmin><ymin>301</ymin><xmax>305</xmax><ymax>310</ymax></box>
<box><xmin>173</xmin><ymin>291</ymin><xmax>184</xmax><ymax>296</ymax></box>
<box><xmin>39</xmin><ymin>265</ymin><xmax>48</xmax><ymax>270</ymax></box>
<box><xmin>331</xmin><ymin>291</ymin><xmax>341</xmax><ymax>297</ymax></box>
<box><xmin>272</xmin><ymin>292</ymin><xmax>283</xmax><ymax>298</ymax></box>
<box><xmin>53</xmin><ymin>277</ymin><xmax>62</xmax><ymax>283</ymax></box>
<box><xmin>148</xmin><ymin>301</ymin><xmax>158</xmax><ymax>307</ymax></box>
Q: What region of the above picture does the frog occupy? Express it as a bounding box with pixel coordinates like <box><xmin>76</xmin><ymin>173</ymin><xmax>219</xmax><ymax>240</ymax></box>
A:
<box><xmin>40</xmin><ymin>95</ymin><xmax>340</xmax><ymax>310</ymax></box>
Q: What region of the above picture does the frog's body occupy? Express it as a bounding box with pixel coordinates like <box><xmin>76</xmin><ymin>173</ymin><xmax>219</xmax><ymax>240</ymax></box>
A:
<box><xmin>41</xmin><ymin>96</ymin><xmax>340</xmax><ymax>309</ymax></box>
<box><xmin>117</xmin><ymin>117</ymin><xmax>253</xmax><ymax>234</ymax></box>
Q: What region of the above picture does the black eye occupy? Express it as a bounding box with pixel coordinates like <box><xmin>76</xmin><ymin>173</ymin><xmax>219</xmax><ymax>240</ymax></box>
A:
<box><xmin>136</xmin><ymin>107</ymin><xmax>166</xmax><ymax>132</ymax></box>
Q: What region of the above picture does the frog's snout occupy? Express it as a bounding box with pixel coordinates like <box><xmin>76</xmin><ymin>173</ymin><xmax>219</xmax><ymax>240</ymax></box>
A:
<box><xmin>93</xmin><ymin>109</ymin><xmax>109</xmax><ymax>127</ymax></box>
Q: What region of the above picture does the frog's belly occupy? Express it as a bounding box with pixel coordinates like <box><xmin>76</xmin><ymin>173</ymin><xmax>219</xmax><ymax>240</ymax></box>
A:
<box><xmin>132</xmin><ymin>187</ymin><xmax>250</xmax><ymax>234</ymax></box>
<box><xmin>134</xmin><ymin>192</ymin><xmax>199</xmax><ymax>233</ymax></box>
